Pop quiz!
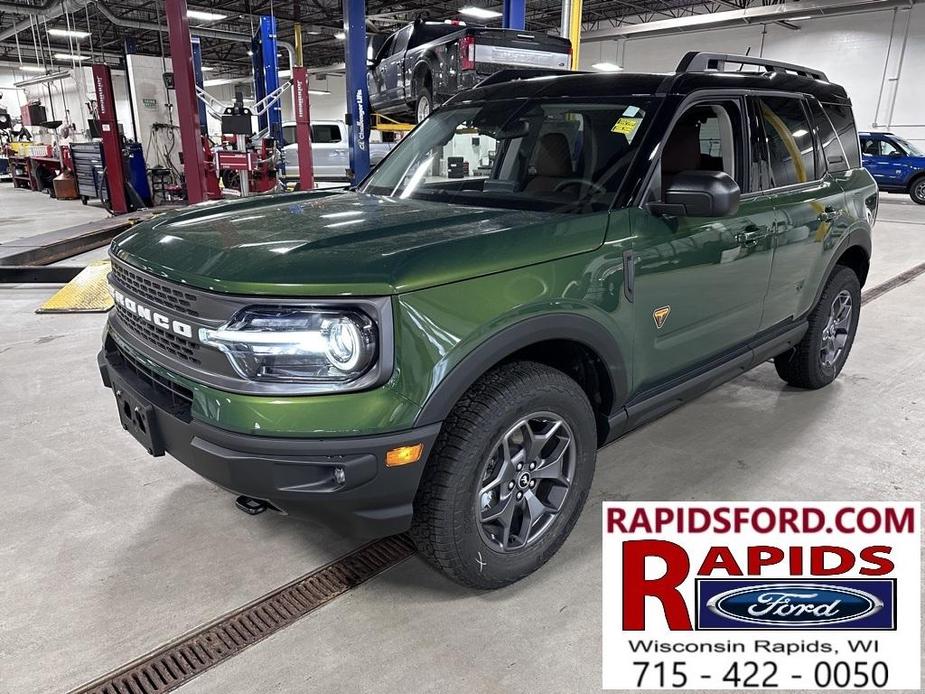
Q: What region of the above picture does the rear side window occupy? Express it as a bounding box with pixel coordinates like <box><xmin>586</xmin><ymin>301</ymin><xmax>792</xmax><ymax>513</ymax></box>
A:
<box><xmin>311</xmin><ymin>124</ymin><xmax>342</xmax><ymax>143</ymax></box>
<box><xmin>809</xmin><ymin>99</ymin><xmax>848</xmax><ymax>173</ymax></box>
<box><xmin>822</xmin><ymin>103</ymin><xmax>861</xmax><ymax>169</ymax></box>
<box><xmin>756</xmin><ymin>96</ymin><xmax>816</xmax><ymax>187</ymax></box>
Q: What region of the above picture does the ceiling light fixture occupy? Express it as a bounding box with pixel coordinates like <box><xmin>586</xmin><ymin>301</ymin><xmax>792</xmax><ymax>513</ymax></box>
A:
<box><xmin>459</xmin><ymin>6</ymin><xmax>502</xmax><ymax>19</ymax></box>
<box><xmin>592</xmin><ymin>62</ymin><xmax>623</xmax><ymax>71</ymax></box>
<box><xmin>334</xmin><ymin>31</ymin><xmax>346</xmax><ymax>40</ymax></box>
<box><xmin>19</xmin><ymin>65</ymin><xmax>46</xmax><ymax>73</ymax></box>
<box><xmin>187</xmin><ymin>9</ymin><xmax>227</xmax><ymax>21</ymax></box>
<box><xmin>53</xmin><ymin>53</ymin><xmax>87</xmax><ymax>61</ymax></box>
<box><xmin>47</xmin><ymin>28</ymin><xmax>90</xmax><ymax>39</ymax></box>
<box><xmin>201</xmin><ymin>66</ymin><xmax>215</xmax><ymax>72</ymax></box>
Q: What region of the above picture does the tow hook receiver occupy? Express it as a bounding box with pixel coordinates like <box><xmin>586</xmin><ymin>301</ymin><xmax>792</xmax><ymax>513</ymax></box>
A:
<box><xmin>235</xmin><ymin>495</ymin><xmax>268</xmax><ymax>515</ymax></box>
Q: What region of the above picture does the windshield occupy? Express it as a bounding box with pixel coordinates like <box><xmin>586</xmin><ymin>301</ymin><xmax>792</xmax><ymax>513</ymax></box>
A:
<box><xmin>360</xmin><ymin>98</ymin><xmax>656</xmax><ymax>212</ymax></box>
<box><xmin>894</xmin><ymin>137</ymin><xmax>924</xmax><ymax>156</ymax></box>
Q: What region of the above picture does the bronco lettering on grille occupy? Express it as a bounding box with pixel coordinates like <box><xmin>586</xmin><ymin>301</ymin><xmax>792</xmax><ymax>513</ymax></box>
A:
<box><xmin>109</xmin><ymin>285</ymin><xmax>194</xmax><ymax>339</ymax></box>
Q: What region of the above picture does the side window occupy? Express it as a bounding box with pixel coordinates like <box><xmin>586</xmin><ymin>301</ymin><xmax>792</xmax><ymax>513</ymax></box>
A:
<box><xmin>310</xmin><ymin>125</ymin><xmax>342</xmax><ymax>144</ymax></box>
<box><xmin>881</xmin><ymin>139</ymin><xmax>904</xmax><ymax>156</ymax></box>
<box><xmin>822</xmin><ymin>102</ymin><xmax>861</xmax><ymax>169</ymax></box>
<box><xmin>282</xmin><ymin>125</ymin><xmax>295</xmax><ymax>144</ymax></box>
<box><xmin>756</xmin><ymin>96</ymin><xmax>816</xmax><ymax>187</ymax></box>
<box><xmin>393</xmin><ymin>26</ymin><xmax>412</xmax><ymax>54</ymax></box>
<box><xmin>809</xmin><ymin>99</ymin><xmax>848</xmax><ymax>173</ymax></box>
<box><xmin>375</xmin><ymin>35</ymin><xmax>395</xmax><ymax>61</ymax></box>
<box><xmin>861</xmin><ymin>137</ymin><xmax>878</xmax><ymax>157</ymax></box>
<box><xmin>660</xmin><ymin>102</ymin><xmax>743</xmax><ymax>191</ymax></box>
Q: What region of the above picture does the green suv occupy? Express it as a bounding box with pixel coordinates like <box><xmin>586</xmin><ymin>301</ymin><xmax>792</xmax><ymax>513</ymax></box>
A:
<box><xmin>99</xmin><ymin>52</ymin><xmax>876</xmax><ymax>588</ymax></box>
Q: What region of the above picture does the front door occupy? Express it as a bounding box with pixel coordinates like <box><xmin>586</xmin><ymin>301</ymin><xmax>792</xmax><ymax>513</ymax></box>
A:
<box><xmin>631</xmin><ymin>98</ymin><xmax>776</xmax><ymax>394</ymax></box>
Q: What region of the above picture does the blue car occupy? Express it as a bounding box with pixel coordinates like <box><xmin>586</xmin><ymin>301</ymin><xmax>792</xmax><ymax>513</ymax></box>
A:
<box><xmin>859</xmin><ymin>131</ymin><xmax>925</xmax><ymax>204</ymax></box>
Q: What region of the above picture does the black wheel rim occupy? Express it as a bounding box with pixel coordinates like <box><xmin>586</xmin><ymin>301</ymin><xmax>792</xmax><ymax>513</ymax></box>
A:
<box><xmin>820</xmin><ymin>289</ymin><xmax>853</xmax><ymax>368</ymax></box>
<box><xmin>476</xmin><ymin>412</ymin><xmax>575</xmax><ymax>553</ymax></box>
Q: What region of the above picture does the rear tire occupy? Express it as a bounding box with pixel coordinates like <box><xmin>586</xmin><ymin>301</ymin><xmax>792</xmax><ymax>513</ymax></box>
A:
<box><xmin>774</xmin><ymin>265</ymin><xmax>861</xmax><ymax>389</ymax></box>
<box><xmin>415</xmin><ymin>85</ymin><xmax>433</xmax><ymax>123</ymax></box>
<box><xmin>910</xmin><ymin>175</ymin><xmax>925</xmax><ymax>205</ymax></box>
<box><xmin>410</xmin><ymin>361</ymin><xmax>596</xmax><ymax>589</ymax></box>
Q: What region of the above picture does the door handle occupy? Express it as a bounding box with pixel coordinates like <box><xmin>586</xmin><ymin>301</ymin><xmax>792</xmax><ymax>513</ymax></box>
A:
<box><xmin>817</xmin><ymin>207</ymin><xmax>839</xmax><ymax>223</ymax></box>
<box><xmin>735</xmin><ymin>228</ymin><xmax>763</xmax><ymax>247</ymax></box>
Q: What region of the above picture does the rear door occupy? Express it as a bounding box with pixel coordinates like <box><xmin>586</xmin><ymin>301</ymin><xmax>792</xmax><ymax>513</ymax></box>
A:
<box><xmin>310</xmin><ymin>123</ymin><xmax>348</xmax><ymax>179</ymax></box>
<box><xmin>753</xmin><ymin>95</ymin><xmax>851</xmax><ymax>328</ymax></box>
<box><xmin>382</xmin><ymin>26</ymin><xmax>411</xmax><ymax>104</ymax></box>
<box><xmin>369</xmin><ymin>34</ymin><xmax>396</xmax><ymax>107</ymax></box>
<box><xmin>631</xmin><ymin>96</ymin><xmax>776</xmax><ymax>393</ymax></box>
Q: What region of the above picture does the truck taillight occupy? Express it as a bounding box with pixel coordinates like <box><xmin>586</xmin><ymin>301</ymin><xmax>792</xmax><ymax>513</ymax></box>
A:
<box><xmin>460</xmin><ymin>35</ymin><xmax>476</xmax><ymax>71</ymax></box>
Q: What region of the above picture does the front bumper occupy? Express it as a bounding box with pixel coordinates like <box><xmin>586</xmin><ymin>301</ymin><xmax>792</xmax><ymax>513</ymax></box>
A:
<box><xmin>98</xmin><ymin>342</ymin><xmax>441</xmax><ymax>537</ymax></box>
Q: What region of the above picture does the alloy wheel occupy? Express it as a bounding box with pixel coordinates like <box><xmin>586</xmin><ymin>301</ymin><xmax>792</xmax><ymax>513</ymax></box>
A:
<box><xmin>476</xmin><ymin>412</ymin><xmax>575</xmax><ymax>552</ymax></box>
<box><xmin>914</xmin><ymin>179</ymin><xmax>925</xmax><ymax>203</ymax></box>
<box><xmin>417</xmin><ymin>96</ymin><xmax>431</xmax><ymax>122</ymax></box>
<box><xmin>820</xmin><ymin>289</ymin><xmax>853</xmax><ymax>368</ymax></box>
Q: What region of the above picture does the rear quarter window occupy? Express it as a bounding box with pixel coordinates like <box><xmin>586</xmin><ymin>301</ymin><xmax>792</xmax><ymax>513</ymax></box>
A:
<box><xmin>756</xmin><ymin>96</ymin><xmax>816</xmax><ymax>187</ymax></box>
<box><xmin>822</xmin><ymin>102</ymin><xmax>861</xmax><ymax>169</ymax></box>
<box><xmin>809</xmin><ymin>100</ymin><xmax>849</xmax><ymax>173</ymax></box>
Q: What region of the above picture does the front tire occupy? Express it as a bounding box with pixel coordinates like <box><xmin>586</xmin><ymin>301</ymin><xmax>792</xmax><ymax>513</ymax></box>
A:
<box><xmin>910</xmin><ymin>175</ymin><xmax>925</xmax><ymax>205</ymax></box>
<box><xmin>411</xmin><ymin>361</ymin><xmax>596</xmax><ymax>589</ymax></box>
<box><xmin>774</xmin><ymin>265</ymin><xmax>861</xmax><ymax>389</ymax></box>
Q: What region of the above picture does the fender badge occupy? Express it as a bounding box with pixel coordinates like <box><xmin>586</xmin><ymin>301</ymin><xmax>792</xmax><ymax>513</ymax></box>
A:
<box><xmin>653</xmin><ymin>305</ymin><xmax>671</xmax><ymax>329</ymax></box>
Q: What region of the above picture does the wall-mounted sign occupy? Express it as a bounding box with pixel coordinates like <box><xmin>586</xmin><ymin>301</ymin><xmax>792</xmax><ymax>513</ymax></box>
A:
<box><xmin>142</xmin><ymin>98</ymin><xmax>158</xmax><ymax>110</ymax></box>
<box><xmin>162</xmin><ymin>72</ymin><xmax>175</xmax><ymax>90</ymax></box>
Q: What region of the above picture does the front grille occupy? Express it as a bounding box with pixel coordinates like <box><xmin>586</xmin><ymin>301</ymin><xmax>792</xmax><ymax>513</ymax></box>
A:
<box><xmin>112</xmin><ymin>262</ymin><xmax>201</xmax><ymax>317</ymax></box>
<box><xmin>116</xmin><ymin>305</ymin><xmax>202</xmax><ymax>365</ymax></box>
<box><xmin>111</xmin><ymin>340</ymin><xmax>193</xmax><ymax>420</ymax></box>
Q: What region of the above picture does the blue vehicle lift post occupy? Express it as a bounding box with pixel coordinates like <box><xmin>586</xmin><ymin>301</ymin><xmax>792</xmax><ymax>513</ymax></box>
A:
<box><xmin>191</xmin><ymin>37</ymin><xmax>208</xmax><ymax>135</ymax></box>
<box><xmin>252</xmin><ymin>15</ymin><xmax>284</xmax><ymax>147</ymax></box>
<box><xmin>503</xmin><ymin>0</ymin><xmax>526</xmax><ymax>30</ymax></box>
<box><xmin>343</xmin><ymin>0</ymin><xmax>370</xmax><ymax>183</ymax></box>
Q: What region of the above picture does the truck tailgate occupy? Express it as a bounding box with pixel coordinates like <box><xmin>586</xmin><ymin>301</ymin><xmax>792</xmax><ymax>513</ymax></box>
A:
<box><xmin>470</xmin><ymin>28</ymin><xmax>570</xmax><ymax>72</ymax></box>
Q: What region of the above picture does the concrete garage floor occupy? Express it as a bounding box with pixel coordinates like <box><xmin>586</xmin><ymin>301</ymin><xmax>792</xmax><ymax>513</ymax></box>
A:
<box><xmin>0</xmin><ymin>184</ymin><xmax>111</xmax><ymax>245</ymax></box>
<box><xmin>0</xmin><ymin>194</ymin><xmax>923</xmax><ymax>693</ymax></box>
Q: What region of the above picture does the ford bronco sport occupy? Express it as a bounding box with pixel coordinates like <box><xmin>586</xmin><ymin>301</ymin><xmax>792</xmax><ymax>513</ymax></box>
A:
<box><xmin>99</xmin><ymin>52</ymin><xmax>876</xmax><ymax>589</ymax></box>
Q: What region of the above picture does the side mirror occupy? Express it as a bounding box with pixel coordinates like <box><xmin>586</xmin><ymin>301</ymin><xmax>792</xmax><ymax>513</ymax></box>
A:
<box><xmin>647</xmin><ymin>170</ymin><xmax>741</xmax><ymax>218</ymax></box>
<box><xmin>888</xmin><ymin>150</ymin><xmax>903</xmax><ymax>157</ymax></box>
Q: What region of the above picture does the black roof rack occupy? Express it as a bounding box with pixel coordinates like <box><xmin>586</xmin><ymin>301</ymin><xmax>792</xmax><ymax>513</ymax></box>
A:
<box><xmin>676</xmin><ymin>51</ymin><xmax>828</xmax><ymax>82</ymax></box>
<box><xmin>475</xmin><ymin>67</ymin><xmax>580</xmax><ymax>89</ymax></box>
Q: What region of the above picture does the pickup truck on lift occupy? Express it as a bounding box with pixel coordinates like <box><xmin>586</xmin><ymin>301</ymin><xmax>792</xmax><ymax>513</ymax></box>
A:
<box><xmin>280</xmin><ymin>120</ymin><xmax>396</xmax><ymax>182</ymax></box>
<box><xmin>368</xmin><ymin>19</ymin><xmax>572</xmax><ymax>122</ymax></box>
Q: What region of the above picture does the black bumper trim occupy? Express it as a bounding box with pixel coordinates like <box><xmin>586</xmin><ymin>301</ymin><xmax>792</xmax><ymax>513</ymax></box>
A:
<box><xmin>99</xmin><ymin>346</ymin><xmax>441</xmax><ymax>537</ymax></box>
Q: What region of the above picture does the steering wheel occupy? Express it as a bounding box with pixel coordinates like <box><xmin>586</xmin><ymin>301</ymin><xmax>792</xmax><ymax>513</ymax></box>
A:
<box><xmin>552</xmin><ymin>178</ymin><xmax>608</xmax><ymax>196</ymax></box>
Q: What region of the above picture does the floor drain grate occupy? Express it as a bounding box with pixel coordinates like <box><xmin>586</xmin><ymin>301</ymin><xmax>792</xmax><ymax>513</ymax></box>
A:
<box><xmin>71</xmin><ymin>534</ymin><xmax>416</xmax><ymax>694</ymax></box>
<box><xmin>861</xmin><ymin>261</ymin><xmax>925</xmax><ymax>305</ymax></box>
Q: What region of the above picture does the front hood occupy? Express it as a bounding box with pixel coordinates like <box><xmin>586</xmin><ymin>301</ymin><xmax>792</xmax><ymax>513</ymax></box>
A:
<box><xmin>112</xmin><ymin>191</ymin><xmax>607</xmax><ymax>296</ymax></box>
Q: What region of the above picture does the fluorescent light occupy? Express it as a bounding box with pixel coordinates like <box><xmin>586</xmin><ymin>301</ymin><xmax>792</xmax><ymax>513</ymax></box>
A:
<box><xmin>789</xmin><ymin>15</ymin><xmax>813</xmax><ymax>20</ymax></box>
<box><xmin>308</xmin><ymin>89</ymin><xmax>330</xmax><ymax>95</ymax></box>
<box><xmin>334</xmin><ymin>31</ymin><xmax>345</xmax><ymax>40</ymax></box>
<box><xmin>19</xmin><ymin>65</ymin><xmax>46</xmax><ymax>73</ymax></box>
<box><xmin>54</xmin><ymin>53</ymin><xmax>86</xmax><ymax>61</ymax></box>
<box><xmin>592</xmin><ymin>62</ymin><xmax>623</xmax><ymax>71</ymax></box>
<box><xmin>203</xmin><ymin>77</ymin><xmax>241</xmax><ymax>87</ymax></box>
<box><xmin>187</xmin><ymin>9</ymin><xmax>227</xmax><ymax>21</ymax></box>
<box><xmin>459</xmin><ymin>6</ymin><xmax>502</xmax><ymax>19</ymax></box>
<box><xmin>48</xmin><ymin>28</ymin><xmax>90</xmax><ymax>39</ymax></box>
<box><xmin>201</xmin><ymin>66</ymin><xmax>215</xmax><ymax>72</ymax></box>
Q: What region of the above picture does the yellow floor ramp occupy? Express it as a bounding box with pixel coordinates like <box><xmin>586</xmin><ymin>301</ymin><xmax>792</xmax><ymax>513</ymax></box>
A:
<box><xmin>36</xmin><ymin>260</ymin><xmax>113</xmax><ymax>313</ymax></box>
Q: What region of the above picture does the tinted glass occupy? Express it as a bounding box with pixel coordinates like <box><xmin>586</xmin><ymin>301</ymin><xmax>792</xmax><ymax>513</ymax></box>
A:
<box><xmin>410</xmin><ymin>23</ymin><xmax>458</xmax><ymax>48</ymax></box>
<box><xmin>361</xmin><ymin>99</ymin><xmax>656</xmax><ymax>212</ymax></box>
<box><xmin>809</xmin><ymin>99</ymin><xmax>848</xmax><ymax>173</ymax></box>
<box><xmin>822</xmin><ymin>103</ymin><xmax>861</xmax><ymax>168</ymax></box>
<box><xmin>393</xmin><ymin>26</ymin><xmax>412</xmax><ymax>54</ymax></box>
<box><xmin>311</xmin><ymin>124</ymin><xmax>341</xmax><ymax>143</ymax></box>
<box><xmin>880</xmin><ymin>139</ymin><xmax>903</xmax><ymax>156</ymax></box>
<box><xmin>283</xmin><ymin>125</ymin><xmax>295</xmax><ymax>144</ymax></box>
<box><xmin>757</xmin><ymin>96</ymin><xmax>816</xmax><ymax>187</ymax></box>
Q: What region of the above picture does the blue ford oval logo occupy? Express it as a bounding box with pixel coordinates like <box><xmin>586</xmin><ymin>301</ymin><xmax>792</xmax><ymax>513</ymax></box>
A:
<box><xmin>706</xmin><ymin>583</ymin><xmax>883</xmax><ymax>627</ymax></box>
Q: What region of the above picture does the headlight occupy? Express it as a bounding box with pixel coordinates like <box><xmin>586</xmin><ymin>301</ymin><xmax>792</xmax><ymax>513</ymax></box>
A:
<box><xmin>199</xmin><ymin>306</ymin><xmax>377</xmax><ymax>383</ymax></box>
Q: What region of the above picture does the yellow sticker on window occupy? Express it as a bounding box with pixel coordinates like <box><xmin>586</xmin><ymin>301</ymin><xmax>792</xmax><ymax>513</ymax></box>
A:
<box><xmin>611</xmin><ymin>117</ymin><xmax>641</xmax><ymax>135</ymax></box>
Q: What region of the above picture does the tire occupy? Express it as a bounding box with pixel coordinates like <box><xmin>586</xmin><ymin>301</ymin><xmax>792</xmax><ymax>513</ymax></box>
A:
<box><xmin>910</xmin><ymin>175</ymin><xmax>925</xmax><ymax>205</ymax></box>
<box><xmin>774</xmin><ymin>265</ymin><xmax>861</xmax><ymax>389</ymax></box>
<box><xmin>415</xmin><ymin>85</ymin><xmax>433</xmax><ymax>123</ymax></box>
<box><xmin>410</xmin><ymin>361</ymin><xmax>596</xmax><ymax>589</ymax></box>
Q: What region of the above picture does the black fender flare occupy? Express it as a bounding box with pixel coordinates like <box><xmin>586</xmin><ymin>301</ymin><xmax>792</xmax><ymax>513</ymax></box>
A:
<box><xmin>413</xmin><ymin>313</ymin><xmax>629</xmax><ymax>427</ymax></box>
<box><xmin>807</xmin><ymin>228</ymin><xmax>872</xmax><ymax>313</ymax></box>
